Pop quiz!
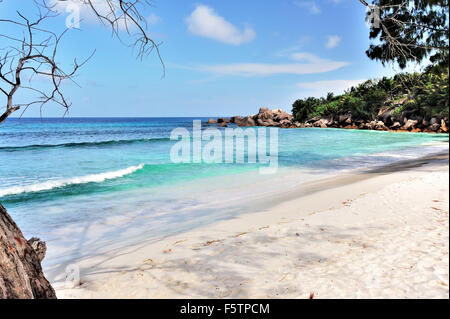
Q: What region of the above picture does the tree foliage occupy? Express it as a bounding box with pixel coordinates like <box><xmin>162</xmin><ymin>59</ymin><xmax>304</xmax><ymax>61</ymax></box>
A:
<box><xmin>362</xmin><ymin>0</ymin><xmax>449</xmax><ymax>68</ymax></box>
<box><xmin>292</xmin><ymin>64</ymin><xmax>449</xmax><ymax>122</ymax></box>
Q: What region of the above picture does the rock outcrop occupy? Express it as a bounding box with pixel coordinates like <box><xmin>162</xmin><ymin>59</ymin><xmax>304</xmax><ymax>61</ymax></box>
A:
<box><xmin>205</xmin><ymin>107</ymin><xmax>449</xmax><ymax>133</ymax></box>
<box><xmin>0</xmin><ymin>203</ymin><xmax>56</xmax><ymax>299</ymax></box>
<box><xmin>300</xmin><ymin>114</ymin><xmax>449</xmax><ymax>133</ymax></box>
<box><xmin>229</xmin><ymin>108</ymin><xmax>299</xmax><ymax>128</ymax></box>
<box><xmin>217</xmin><ymin>118</ymin><xmax>229</xmax><ymax>124</ymax></box>
<box><xmin>239</xmin><ymin>116</ymin><xmax>256</xmax><ymax>127</ymax></box>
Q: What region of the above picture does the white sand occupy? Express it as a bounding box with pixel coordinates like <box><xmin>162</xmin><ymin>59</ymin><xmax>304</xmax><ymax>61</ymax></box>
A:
<box><xmin>52</xmin><ymin>155</ymin><xmax>449</xmax><ymax>299</ymax></box>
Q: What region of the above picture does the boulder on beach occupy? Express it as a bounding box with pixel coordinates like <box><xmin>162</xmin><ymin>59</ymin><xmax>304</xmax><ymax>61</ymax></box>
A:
<box><xmin>217</xmin><ymin>117</ymin><xmax>230</xmax><ymax>124</ymax></box>
<box><xmin>401</xmin><ymin>119</ymin><xmax>419</xmax><ymax>131</ymax></box>
<box><xmin>228</xmin><ymin>106</ymin><xmax>447</xmax><ymax>132</ymax></box>
<box><xmin>339</xmin><ymin>114</ymin><xmax>351</xmax><ymax>124</ymax></box>
<box><xmin>239</xmin><ymin>116</ymin><xmax>256</xmax><ymax>127</ymax></box>
<box><xmin>279</xmin><ymin>119</ymin><xmax>293</xmax><ymax>128</ymax></box>
<box><xmin>377</xmin><ymin>109</ymin><xmax>394</xmax><ymax>125</ymax></box>
<box><xmin>234</xmin><ymin>107</ymin><xmax>296</xmax><ymax>128</ymax></box>
<box><xmin>375</xmin><ymin>121</ymin><xmax>387</xmax><ymax>131</ymax></box>
<box><xmin>207</xmin><ymin>118</ymin><xmax>217</xmax><ymax>124</ymax></box>
<box><xmin>430</xmin><ymin>117</ymin><xmax>439</xmax><ymax>125</ymax></box>
<box><xmin>230</xmin><ymin>116</ymin><xmax>243</xmax><ymax>124</ymax></box>
<box><xmin>441</xmin><ymin>119</ymin><xmax>448</xmax><ymax>133</ymax></box>
<box><xmin>390</xmin><ymin>122</ymin><xmax>402</xmax><ymax>130</ymax></box>
<box><xmin>258</xmin><ymin>111</ymin><xmax>274</xmax><ymax>122</ymax></box>
<box><xmin>307</xmin><ymin>116</ymin><xmax>321</xmax><ymax>124</ymax></box>
<box><xmin>313</xmin><ymin>118</ymin><xmax>329</xmax><ymax>128</ymax></box>
<box><xmin>273</xmin><ymin>110</ymin><xmax>293</xmax><ymax>122</ymax></box>
<box><xmin>359</xmin><ymin>122</ymin><xmax>369</xmax><ymax>130</ymax></box>
<box><xmin>431</xmin><ymin>123</ymin><xmax>441</xmax><ymax>132</ymax></box>
<box><xmin>257</xmin><ymin>118</ymin><xmax>276</xmax><ymax>127</ymax></box>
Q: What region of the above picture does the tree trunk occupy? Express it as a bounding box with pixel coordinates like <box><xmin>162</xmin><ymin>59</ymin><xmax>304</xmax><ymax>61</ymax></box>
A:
<box><xmin>0</xmin><ymin>203</ymin><xmax>56</xmax><ymax>299</ymax></box>
<box><xmin>0</xmin><ymin>106</ymin><xmax>20</xmax><ymax>124</ymax></box>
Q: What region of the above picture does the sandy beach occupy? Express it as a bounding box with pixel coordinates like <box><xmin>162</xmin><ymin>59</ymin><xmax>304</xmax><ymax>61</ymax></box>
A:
<box><xmin>51</xmin><ymin>150</ymin><xmax>449</xmax><ymax>299</ymax></box>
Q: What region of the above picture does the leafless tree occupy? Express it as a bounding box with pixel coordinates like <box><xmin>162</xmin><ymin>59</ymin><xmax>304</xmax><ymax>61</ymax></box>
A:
<box><xmin>0</xmin><ymin>0</ymin><xmax>163</xmax><ymax>123</ymax></box>
<box><xmin>0</xmin><ymin>0</ymin><xmax>164</xmax><ymax>299</ymax></box>
<box><xmin>45</xmin><ymin>0</ymin><xmax>165</xmax><ymax>62</ymax></box>
<box><xmin>0</xmin><ymin>8</ymin><xmax>90</xmax><ymax>122</ymax></box>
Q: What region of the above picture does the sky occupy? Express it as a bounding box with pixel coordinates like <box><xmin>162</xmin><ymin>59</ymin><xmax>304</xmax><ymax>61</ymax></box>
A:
<box><xmin>0</xmin><ymin>0</ymin><xmax>421</xmax><ymax>117</ymax></box>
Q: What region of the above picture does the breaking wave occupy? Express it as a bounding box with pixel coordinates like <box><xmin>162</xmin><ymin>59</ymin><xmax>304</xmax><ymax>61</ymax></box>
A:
<box><xmin>0</xmin><ymin>164</ymin><xmax>145</xmax><ymax>197</ymax></box>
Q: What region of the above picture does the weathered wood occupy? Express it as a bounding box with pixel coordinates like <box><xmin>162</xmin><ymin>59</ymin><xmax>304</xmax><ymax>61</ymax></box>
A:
<box><xmin>0</xmin><ymin>203</ymin><xmax>56</xmax><ymax>299</ymax></box>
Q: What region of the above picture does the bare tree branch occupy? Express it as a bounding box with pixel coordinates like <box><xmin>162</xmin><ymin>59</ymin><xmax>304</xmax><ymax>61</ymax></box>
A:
<box><xmin>0</xmin><ymin>2</ymin><xmax>94</xmax><ymax>123</ymax></box>
<box><xmin>0</xmin><ymin>0</ymin><xmax>163</xmax><ymax>123</ymax></box>
<box><xmin>46</xmin><ymin>0</ymin><xmax>165</xmax><ymax>73</ymax></box>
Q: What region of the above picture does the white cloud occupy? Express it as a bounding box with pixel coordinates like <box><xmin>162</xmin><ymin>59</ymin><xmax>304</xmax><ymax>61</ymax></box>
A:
<box><xmin>296</xmin><ymin>79</ymin><xmax>367</xmax><ymax>97</ymax></box>
<box><xmin>147</xmin><ymin>13</ymin><xmax>162</xmax><ymax>25</ymax></box>
<box><xmin>51</xmin><ymin>0</ymin><xmax>118</xmax><ymax>23</ymax></box>
<box><xmin>294</xmin><ymin>0</ymin><xmax>346</xmax><ymax>15</ymax></box>
<box><xmin>293</xmin><ymin>1</ymin><xmax>321</xmax><ymax>14</ymax></box>
<box><xmin>50</xmin><ymin>0</ymin><xmax>160</xmax><ymax>30</ymax></box>
<box><xmin>290</xmin><ymin>52</ymin><xmax>323</xmax><ymax>63</ymax></box>
<box><xmin>197</xmin><ymin>53</ymin><xmax>349</xmax><ymax>77</ymax></box>
<box><xmin>185</xmin><ymin>5</ymin><xmax>256</xmax><ymax>45</ymax></box>
<box><xmin>326</xmin><ymin>35</ymin><xmax>341</xmax><ymax>49</ymax></box>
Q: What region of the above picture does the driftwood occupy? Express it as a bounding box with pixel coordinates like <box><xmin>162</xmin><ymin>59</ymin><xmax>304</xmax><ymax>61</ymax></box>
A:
<box><xmin>0</xmin><ymin>203</ymin><xmax>56</xmax><ymax>299</ymax></box>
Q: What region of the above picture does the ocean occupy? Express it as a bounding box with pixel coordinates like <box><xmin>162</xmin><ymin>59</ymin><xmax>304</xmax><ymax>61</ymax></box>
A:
<box><xmin>0</xmin><ymin>117</ymin><xmax>448</xmax><ymax>266</ymax></box>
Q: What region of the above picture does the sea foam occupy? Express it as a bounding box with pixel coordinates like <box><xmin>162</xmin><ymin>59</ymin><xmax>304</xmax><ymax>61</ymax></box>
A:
<box><xmin>0</xmin><ymin>164</ymin><xmax>145</xmax><ymax>197</ymax></box>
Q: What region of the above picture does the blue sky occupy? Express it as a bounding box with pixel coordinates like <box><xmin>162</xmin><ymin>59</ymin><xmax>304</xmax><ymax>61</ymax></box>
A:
<box><xmin>1</xmin><ymin>0</ymin><xmax>412</xmax><ymax>117</ymax></box>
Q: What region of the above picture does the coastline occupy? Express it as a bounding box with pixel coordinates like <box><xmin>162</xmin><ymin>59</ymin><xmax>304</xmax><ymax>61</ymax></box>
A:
<box><xmin>0</xmin><ymin>0</ymin><xmax>448</xmax><ymax>302</ymax></box>
<box><xmin>5</xmin><ymin>120</ymin><xmax>446</xmax><ymax>271</ymax></box>
<box><xmin>218</xmin><ymin>107</ymin><xmax>449</xmax><ymax>134</ymax></box>
<box><xmin>51</xmin><ymin>147</ymin><xmax>449</xmax><ymax>299</ymax></box>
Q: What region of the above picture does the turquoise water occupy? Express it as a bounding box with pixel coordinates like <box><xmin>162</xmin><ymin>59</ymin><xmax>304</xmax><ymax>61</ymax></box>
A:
<box><xmin>0</xmin><ymin>118</ymin><xmax>448</xmax><ymax>265</ymax></box>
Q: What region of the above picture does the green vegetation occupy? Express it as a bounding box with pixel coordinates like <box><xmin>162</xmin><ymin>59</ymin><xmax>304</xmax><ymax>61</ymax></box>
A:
<box><xmin>292</xmin><ymin>65</ymin><xmax>449</xmax><ymax>123</ymax></box>
<box><xmin>364</xmin><ymin>0</ymin><xmax>449</xmax><ymax>69</ymax></box>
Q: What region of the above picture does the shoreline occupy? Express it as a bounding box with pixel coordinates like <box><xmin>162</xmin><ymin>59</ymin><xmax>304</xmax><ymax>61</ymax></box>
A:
<box><xmin>51</xmin><ymin>148</ymin><xmax>449</xmax><ymax>299</ymax></box>
<box><xmin>35</xmin><ymin>141</ymin><xmax>447</xmax><ymax>270</ymax></box>
<box><xmin>214</xmin><ymin>107</ymin><xmax>450</xmax><ymax>134</ymax></box>
<box><xmin>5</xmin><ymin>127</ymin><xmax>445</xmax><ymax>271</ymax></box>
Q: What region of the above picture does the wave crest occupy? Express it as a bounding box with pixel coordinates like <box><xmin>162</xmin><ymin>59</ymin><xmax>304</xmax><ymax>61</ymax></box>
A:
<box><xmin>0</xmin><ymin>164</ymin><xmax>145</xmax><ymax>197</ymax></box>
<box><xmin>0</xmin><ymin>138</ymin><xmax>170</xmax><ymax>152</ymax></box>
